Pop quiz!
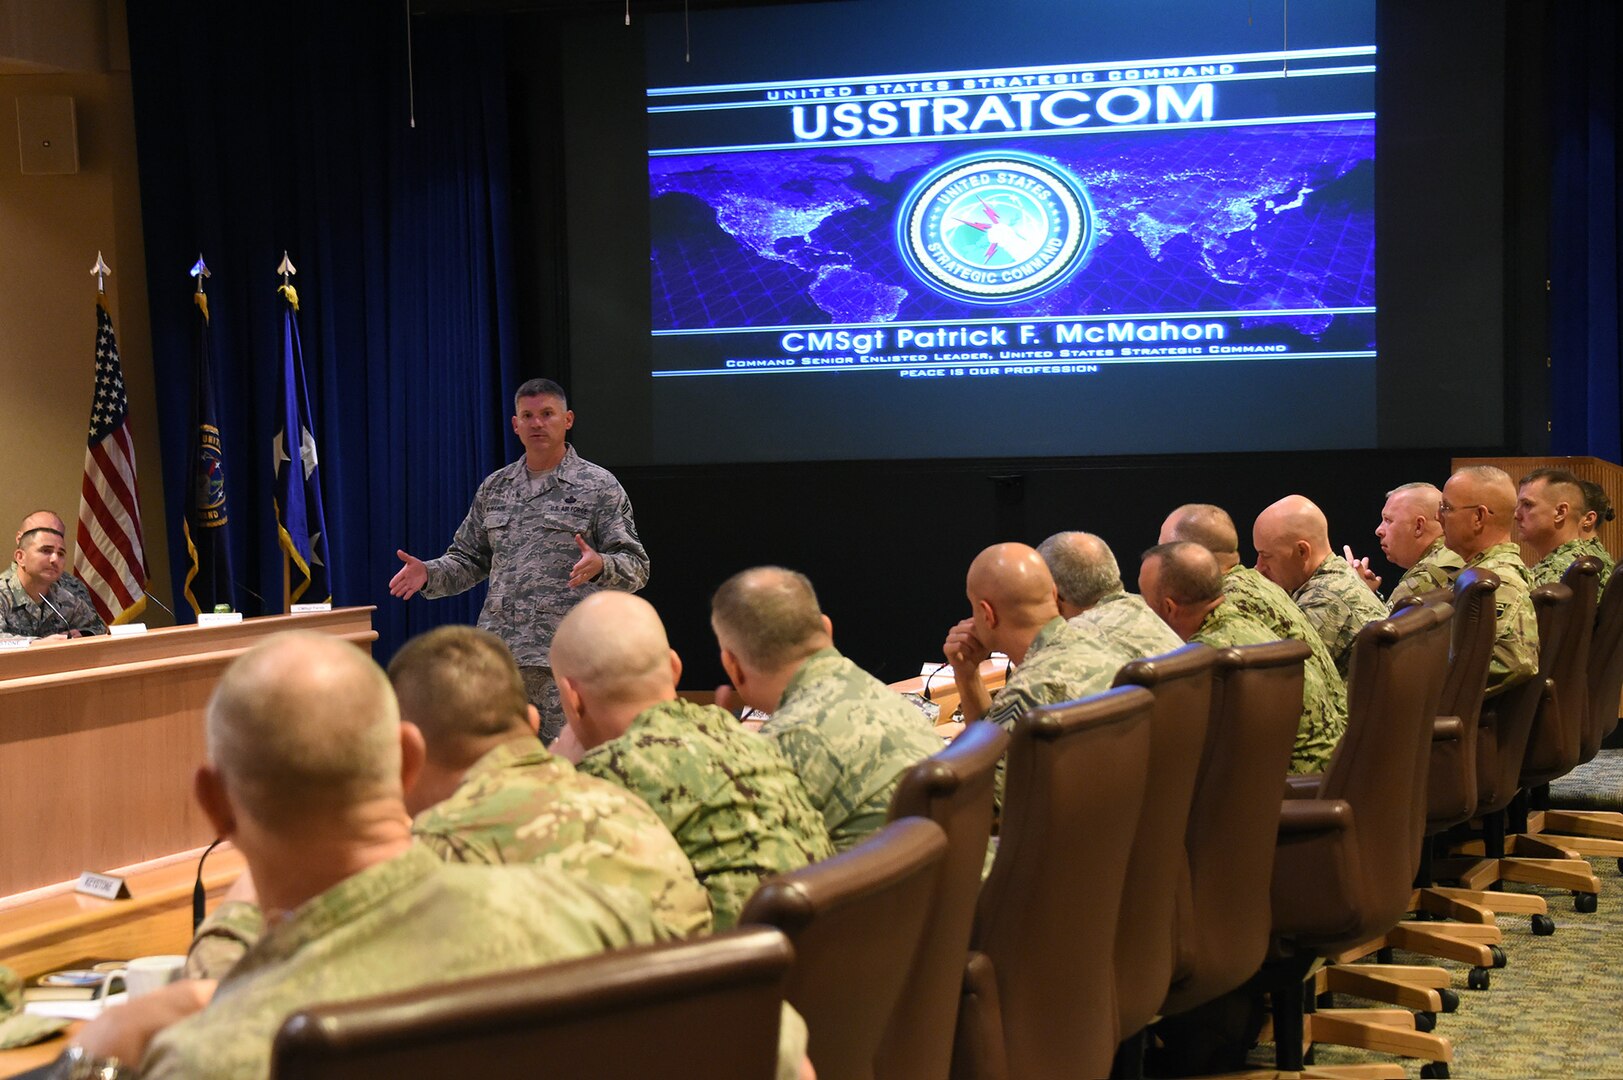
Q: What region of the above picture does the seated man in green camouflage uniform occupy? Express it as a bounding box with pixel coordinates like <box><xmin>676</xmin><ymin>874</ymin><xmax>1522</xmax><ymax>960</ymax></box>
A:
<box><xmin>710</xmin><ymin>566</ymin><xmax>942</xmax><ymax>854</ymax></box>
<box><xmin>1038</xmin><ymin>530</ymin><xmax>1182</xmax><ymax>660</ymax></box>
<box><xmin>1140</xmin><ymin>541</ymin><xmax>1343</xmax><ymax>773</ymax></box>
<box><xmin>1</xmin><ymin>518</ymin><xmax>106</xmax><ymax>639</ymax></box>
<box><xmin>1253</xmin><ymin>494</ymin><xmax>1387</xmax><ymax>681</ymax></box>
<box><xmin>52</xmin><ymin>631</ymin><xmax>681</xmax><ymax>1080</ymax></box>
<box><xmin>1350</xmin><ymin>482</ymin><xmax>1465</xmax><ymax>610</ymax></box>
<box><xmin>555</xmin><ymin>591</ymin><xmax>834</xmax><ymax>931</ymax></box>
<box><xmin>1442</xmin><ymin>466</ymin><xmax>1540</xmax><ymax>696</ymax></box>
<box><xmin>391</xmin><ymin>625</ymin><xmax>711</xmax><ymax>938</ymax></box>
<box><xmin>943</xmin><ymin>543</ymin><xmax>1133</xmax><ymax>806</ymax></box>
<box><xmin>1517</xmin><ymin>467</ymin><xmax>1615</xmax><ymax>602</ymax></box>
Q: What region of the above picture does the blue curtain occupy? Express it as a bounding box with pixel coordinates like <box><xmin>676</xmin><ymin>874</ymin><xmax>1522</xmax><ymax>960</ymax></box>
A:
<box><xmin>126</xmin><ymin>2</ymin><xmax>519</xmax><ymax>660</ymax></box>
<box><xmin>1550</xmin><ymin>1</ymin><xmax>1623</xmax><ymax>460</ymax></box>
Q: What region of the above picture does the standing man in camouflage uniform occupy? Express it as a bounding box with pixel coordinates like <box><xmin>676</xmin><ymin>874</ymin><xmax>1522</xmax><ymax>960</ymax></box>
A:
<box><xmin>942</xmin><ymin>543</ymin><xmax>1133</xmax><ymax>805</ymax></box>
<box><xmin>1</xmin><ymin>519</ymin><xmax>105</xmax><ymax>638</ymax></box>
<box><xmin>1442</xmin><ymin>466</ymin><xmax>1540</xmax><ymax>696</ymax></box>
<box><xmin>52</xmin><ymin>631</ymin><xmax>677</xmax><ymax>1080</ymax></box>
<box><xmin>389</xmin><ymin>379</ymin><xmax>649</xmax><ymax>742</ymax></box>
<box><xmin>1517</xmin><ymin>467</ymin><xmax>1616</xmax><ymax>601</ymax></box>
<box><xmin>1344</xmin><ymin>483</ymin><xmax>1464</xmax><ymax>610</ymax></box>
<box><xmin>1253</xmin><ymin>494</ymin><xmax>1387</xmax><ymax>680</ymax></box>
<box><xmin>710</xmin><ymin>566</ymin><xmax>942</xmax><ymax>853</ymax></box>
<box><xmin>1037</xmin><ymin>531</ymin><xmax>1182</xmax><ymax>659</ymax></box>
<box><xmin>1140</xmin><ymin>541</ymin><xmax>1342</xmax><ymax>772</ymax></box>
<box><xmin>554</xmin><ymin>591</ymin><xmax>833</xmax><ymax>930</ymax></box>
<box><xmin>389</xmin><ymin>625</ymin><xmax>711</xmax><ymax>938</ymax></box>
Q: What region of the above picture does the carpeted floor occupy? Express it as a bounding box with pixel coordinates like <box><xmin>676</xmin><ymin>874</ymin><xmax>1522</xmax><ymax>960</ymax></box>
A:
<box><xmin>1255</xmin><ymin>751</ymin><xmax>1623</xmax><ymax>1077</ymax></box>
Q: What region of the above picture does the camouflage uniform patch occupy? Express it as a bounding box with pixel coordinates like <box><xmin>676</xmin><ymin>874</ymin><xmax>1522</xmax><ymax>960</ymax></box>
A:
<box><xmin>984</xmin><ymin>617</ymin><xmax>1133</xmax><ymax>807</ymax></box>
<box><xmin>1291</xmin><ymin>553</ymin><xmax>1390</xmax><ymax>681</ymax></box>
<box><xmin>148</xmin><ymin>847</ymin><xmax>667</xmax><ymax>1080</ymax></box>
<box><xmin>1464</xmin><ymin>541</ymin><xmax>1540</xmax><ymax>697</ymax></box>
<box><xmin>577</xmin><ymin>698</ymin><xmax>833</xmax><ymax>930</ymax></box>
<box><xmin>1068</xmin><ymin>588</ymin><xmax>1184</xmax><ymax>661</ymax></box>
<box><xmin>1532</xmin><ymin>537</ymin><xmax>1615</xmax><ymax>605</ymax></box>
<box><xmin>1387</xmin><ymin>537</ymin><xmax>1465</xmax><ymax>612</ymax></box>
<box><xmin>1194</xmin><ymin>600</ymin><xmax>1345</xmax><ymax>774</ymax></box>
<box><xmin>761</xmin><ymin>648</ymin><xmax>945</xmax><ymax>853</ymax></box>
<box><xmin>412</xmin><ymin>738</ymin><xmax>712</xmax><ymax>938</ymax></box>
<box><xmin>0</xmin><ymin>565</ymin><xmax>106</xmax><ymax>637</ymax></box>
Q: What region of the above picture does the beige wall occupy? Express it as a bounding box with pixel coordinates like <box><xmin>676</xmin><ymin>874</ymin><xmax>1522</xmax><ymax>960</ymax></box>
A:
<box><xmin>0</xmin><ymin>59</ymin><xmax>174</xmax><ymax>621</ymax></box>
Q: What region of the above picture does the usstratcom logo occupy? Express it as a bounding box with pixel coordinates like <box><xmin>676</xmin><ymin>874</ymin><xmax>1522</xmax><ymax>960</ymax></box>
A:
<box><xmin>897</xmin><ymin>152</ymin><xmax>1096</xmax><ymax>305</ymax></box>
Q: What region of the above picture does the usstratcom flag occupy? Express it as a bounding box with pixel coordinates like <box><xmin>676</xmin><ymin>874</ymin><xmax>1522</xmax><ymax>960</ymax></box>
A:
<box><xmin>75</xmin><ymin>300</ymin><xmax>148</xmax><ymax>624</ymax></box>
<box><xmin>183</xmin><ymin>286</ymin><xmax>236</xmax><ymax>615</ymax></box>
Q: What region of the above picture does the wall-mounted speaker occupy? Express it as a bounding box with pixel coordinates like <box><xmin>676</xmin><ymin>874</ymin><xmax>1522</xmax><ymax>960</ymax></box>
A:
<box><xmin>16</xmin><ymin>95</ymin><xmax>79</xmax><ymax>175</ymax></box>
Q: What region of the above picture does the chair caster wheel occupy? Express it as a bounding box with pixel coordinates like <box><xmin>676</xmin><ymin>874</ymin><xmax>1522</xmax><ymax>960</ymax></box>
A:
<box><xmin>1376</xmin><ymin>946</ymin><xmax>1395</xmax><ymax>964</ymax></box>
<box><xmin>1468</xmin><ymin>966</ymin><xmax>1491</xmax><ymax>991</ymax></box>
<box><xmin>1616</xmin><ymin>857</ymin><xmax>1623</xmax><ymax>876</ymax></box>
<box><xmin>1531</xmin><ymin>913</ymin><xmax>1556</xmax><ymax>935</ymax></box>
<box><xmin>1439</xmin><ymin>988</ymin><xmax>1461</xmax><ymax>1013</ymax></box>
<box><xmin>1489</xmin><ymin>944</ymin><xmax>1507</xmax><ymax>967</ymax></box>
<box><xmin>1415</xmin><ymin>1011</ymin><xmax>1437</xmax><ymax>1032</ymax></box>
<box><xmin>1574</xmin><ymin>891</ymin><xmax>1599</xmax><ymax>914</ymax></box>
<box><xmin>1421</xmin><ymin>1062</ymin><xmax>1451</xmax><ymax>1078</ymax></box>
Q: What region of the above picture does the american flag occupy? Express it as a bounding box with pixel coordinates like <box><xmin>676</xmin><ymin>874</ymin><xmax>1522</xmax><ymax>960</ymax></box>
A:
<box><xmin>75</xmin><ymin>301</ymin><xmax>148</xmax><ymax>624</ymax></box>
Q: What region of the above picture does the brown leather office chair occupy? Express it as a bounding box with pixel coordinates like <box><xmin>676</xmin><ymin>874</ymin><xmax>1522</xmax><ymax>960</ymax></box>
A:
<box><xmin>968</xmin><ymin>685</ymin><xmax>1155</xmax><ymax>1080</ymax></box>
<box><xmin>740</xmin><ymin>817</ymin><xmax>947</xmax><ymax>1080</ymax></box>
<box><xmin>1109</xmin><ymin>644</ymin><xmax>1218</xmax><ymax>1061</ymax></box>
<box><xmin>1535</xmin><ymin>562</ymin><xmax>1623</xmax><ymax>859</ymax></box>
<box><xmin>1261</xmin><ymin>602</ymin><xmax>1454</xmax><ymax>1075</ymax></box>
<box><xmin>879</xmin><ymin>720</ymin><xmax>1008</xmax><ymax>1080</ymax></box>
<box><xmin>1158</xmin><ymin>639</ymin><xmax>1306</xmax><ymax>1018</ymax></box>
<box><xmin>1437</xmin><ymin>570</ymin><xmax>1603</xmax><ymax>917</ymax></box>
<box><xmin>271</xmin><ymin>927</ymin><xmax>794</xmax><ymax>1080</ymax></box>
<box><xmin>1319</xmin><ymin>570</ymin><xmax>1501</xmax><ymax>1012</ymax></box>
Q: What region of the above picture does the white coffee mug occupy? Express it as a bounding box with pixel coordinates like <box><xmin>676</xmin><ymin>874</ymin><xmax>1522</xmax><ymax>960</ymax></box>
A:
<box><xmin>122</xmin><ymin>954</ymin><xmax>186</xmax><ymax>998</ymax></box>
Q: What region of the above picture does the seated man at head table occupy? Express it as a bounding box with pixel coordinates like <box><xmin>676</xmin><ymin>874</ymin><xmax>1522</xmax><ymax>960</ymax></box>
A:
<box><xmin>47</xmin><ymin>630</ymin><xmax>691</xmax><ymax>1080</ymax></box>
<box><xmin>1037</xmin><ymin>530</ymin><xmax>1183</xmax><ymax>660</ymax></box>
<box><xmin>942</xmin><ymin>542</ymin><xmax>1133</xmax><ymax>806</ymax></box>
<box><xmin>1441</xmin><ymin>465</ymin><xmax>1540</xmax><ymax>697</ymax></box>
<box><xmin>1343</xmin><ymin>482</ymin><xmax>1464</xmax><ymax>611</ymax></box>
<box><xmin>1</xmin><ymin>512</ymin><xmax>106</xmax><ymax>639</ymax></box>
<box><xmin>550</xmin><ymin>591</ymin><xmax>834</xmax><ymax>932</ymax></box>
<box><xmin>1139</xmin><ymin>541</ymin><xmax>1344</xmax><ymax>774</ymax></box>
<box><xmin>709</xmin><ymin>566</ymin><xmax>943</xmax><ymax>854</ymax></box>
<box><xmin>1251</xmin><ymin>494</ymin><xmax>1388</xmax><ymax>681</ymax></box>
<box><xmin>1516</xmin><ymin>467</ymin><xmax>1615</xmax><ymax>601</ymax></box>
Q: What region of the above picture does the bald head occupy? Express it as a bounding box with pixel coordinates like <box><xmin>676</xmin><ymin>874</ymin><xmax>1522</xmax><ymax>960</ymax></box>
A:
<box><xmin>207</xmin><ymin>631</ymin><xmax>402</xmax><ymax>830</ymax></box>
<box><xmin>1037</xmin><ymin>531</ymin><xmax>1122</xmax><ymax>615</ymax></box>
<box><xmin>388</xmin><ymin>626</ymin><xmax>531</xmax><ymax>768</ymax></box>
<box><xmin>968</xmin><ymin>543</ymin><xmax>1058</xmax><ymax>618</ymax></box>
<box><xmin>551</xmin><ymin>591</ymin><xmax>677</xmax><ymax>709</ymax></box>
<box><xmin>16</xmin><ymin>510</ymin><xmax>65</xmax><ymax>546</ymax></box>
<box><xmin>1159</xmin><ymin>504</ymin><xmax>1241</xmax><ymax>569</ymax></box>
<box><xmin>1442</xmin><ymin>466</ymin><xmax>1515</xmax><ymax>559</ymax></box>
<box><xmin>710</xmin><ymin>566</ymin><xmax>831</xmax><ymax>671</ymax></box>
<box><xmin>1253</xmin><ymin>495</ymin><xmax>1330</xmax><ymax>593</ymax></box>
<box><xmin>1375</xmin><ymin>483</ymin><xmax>1444</xmax><ymax>569</ymax></box>
<box><xmin>1138</xmin><ymin>541</ymin><xmax>1224</xmax><ymax>641</ymax></box>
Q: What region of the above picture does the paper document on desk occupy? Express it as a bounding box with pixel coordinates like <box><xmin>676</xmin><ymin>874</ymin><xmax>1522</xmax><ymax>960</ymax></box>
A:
<box><xmin>26</xmin><ymin>992</ymin><xmax>126</xmax><ymax>1021</ymax></box>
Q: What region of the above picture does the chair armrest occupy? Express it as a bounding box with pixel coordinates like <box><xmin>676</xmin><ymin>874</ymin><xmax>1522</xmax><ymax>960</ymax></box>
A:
<box><xmin>1432</xmin><ymin>716</ymin><xmax>1464</xmax><ymax>742</ymax></box>
<box><xmin>1277</xmin><ymin>798</ymin><xmax>1353</xmax><ymax>837</ymax></box>
<box><xmin>1283</xmin><ymin>774</ymin><xmax>1323</xmax><ymax>799</ymax></box>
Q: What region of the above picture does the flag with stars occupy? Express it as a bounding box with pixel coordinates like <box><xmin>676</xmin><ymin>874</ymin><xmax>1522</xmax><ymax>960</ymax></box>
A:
<box><xmin>273</xmin><ymin>284</ymin><xmax>331</xmax><ymax>605</ymax></box>
<box><xmin>75</xmin><ymin>300</ymin><xmax>148</xmax><ymax>624</ymax></box>
<box><xmin>183</xmin><ymin>289</ymin><xmax>236</xmax><ymax>615</ymax></box>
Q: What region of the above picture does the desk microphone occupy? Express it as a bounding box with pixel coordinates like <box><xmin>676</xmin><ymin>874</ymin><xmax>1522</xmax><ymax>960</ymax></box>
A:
<box><xmin>144</xmin><ymin>591</ymin><xmax>177</xmax><ymax>620</ymax></box>
<box><xmin>921</xmin><ymin>660</ymin><xmax>951</xmax><ymax>702</ymax></box>
<box><xmin>192</xmin><ymin>837</ymin><xmax>224</xmax><ymax>933</ymax></box>
<box><xmin>38</xmin><ymin>592</ymin><xmax>73</xmax><ymax>635</ymax></box>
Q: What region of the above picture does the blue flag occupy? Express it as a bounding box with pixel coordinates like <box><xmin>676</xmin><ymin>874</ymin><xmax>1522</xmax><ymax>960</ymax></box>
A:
<box><xmin>183</xmin><ymin>288</ymin><xmax>237</xmax><ymax>615</ymax></box>
<box><xmin>273</xmin><ymin>285</ymin><xmax>332</xmax><ymax>605</ymax></box>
